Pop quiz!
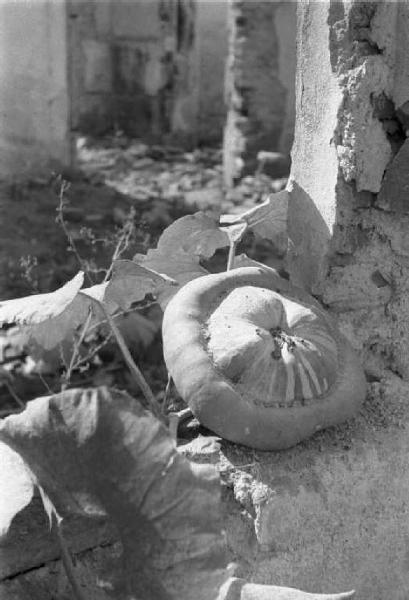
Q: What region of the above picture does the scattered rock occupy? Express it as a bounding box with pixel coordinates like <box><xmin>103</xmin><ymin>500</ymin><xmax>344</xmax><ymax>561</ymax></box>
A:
<box><xmin>178</xmin><ymin>435</ymin><xmax>222</xmax><ymax>464</ymax></box>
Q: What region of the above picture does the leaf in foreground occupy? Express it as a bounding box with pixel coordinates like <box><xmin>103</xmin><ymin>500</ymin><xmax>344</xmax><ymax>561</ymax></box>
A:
<box><xmin>0</xmin><ymin>387</ymin><xmax>229</xmax><ymax>600</ymax></box>
<box><xmin>0</xmin><ymin>441</ymin><xmax>34</xmax><ymax>539</ymax></box>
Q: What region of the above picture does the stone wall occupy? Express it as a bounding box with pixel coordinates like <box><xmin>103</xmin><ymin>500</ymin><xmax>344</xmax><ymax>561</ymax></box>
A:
<box><xmin>217</xmin><ymin>4</ymin><xmax>409</xmax><ymax>600</ymax></box>
<box><xmin>223</xmin><ymin>0</ymin><xmax>296</xmax><ymax>186</ymax></box>
<box><xmin>0</xmin><ymin>1</ymin><xmax>71</xmax><ymax>177</ymax></box>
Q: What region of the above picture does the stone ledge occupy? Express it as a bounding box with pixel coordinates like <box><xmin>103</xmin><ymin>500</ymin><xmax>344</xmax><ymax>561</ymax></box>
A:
<box><xmin>187</xmin><ymin>374</ymin><xmax>409</xmax><ymax>600</ymax></box>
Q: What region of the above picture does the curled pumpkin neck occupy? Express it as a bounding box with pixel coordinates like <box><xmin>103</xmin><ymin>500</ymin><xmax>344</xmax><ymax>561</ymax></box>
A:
<box><xmin>206</xmin><ymin>286</ymin><xmax>338</xmax><ymax>408</ymax></box>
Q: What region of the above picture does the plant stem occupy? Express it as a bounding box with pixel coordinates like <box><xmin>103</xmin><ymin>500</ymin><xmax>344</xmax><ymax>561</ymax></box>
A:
<box><xmin>5</xmin><ymin>382</ymin><xmax>24</xmax><ymax>407</ymax></box>
<box><xmin>38</xmin><ymin>373</ymin><xmax>54</xmax><ymax>395</ymax></box>
<box><xmin>53</xmin><ymin>514</ymin><xmax>88</xmax><ymax>600</ymax></box>
<box><xmin>226</xmin><ymin>241</ymin><xmax>237</xmax><ymax>271</ymax></box>
<box><xmin>85</xmin><ymin>303</ymin><xmax>157</xmax><ymax>337</ymax></box>
<box><xmin>168</xmin><ymin>407</ymin><xmax>193</xmax><ymax>442</ymax></box>
<box><xmin>97</xmin><ymin>301</ymin><xmax>163</xmax><ymax>421</ymax></box>
<box><xmin>162</xmin><ymin>374</ymin><xmax>173</xmax><ymax>416</ymax></box>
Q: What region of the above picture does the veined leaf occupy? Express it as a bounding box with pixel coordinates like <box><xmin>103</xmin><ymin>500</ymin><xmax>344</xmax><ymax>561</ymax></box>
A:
<box><xmin>17</xmin><ymin>294</ymin><xmax>95</xmax><ymax>350</ymax></box>
<box><xmin>0</xmin><ymin>387</ymin><xmax>230</xmax><ymax>600</ymax></box>
<box><xmin>135</xmin><ymin>212</ymin><xmax>230</xmax><ymax>307</ymax></box>
<box><xmin>0</xmin><ymin>441</ymin><xmax>34</xmax><ymax>539</ymax></box>
<box><xmin>0</xmin><ymin>261</ymin><xmax>176</xmax><ymax>350</ymax></box>
<box><xmin>155</xmin><ymin>212</ymin><xmax>229</xmax><ymax>258</ymax></box>
<box><xmin>135</xmin><ymin>250</ymin><xmax>209</xmax><ymax>308</ymax></box>
<box><xmin>103</xmin><ymin>259</ymin><xmax>177</xmax><ymax>311</ymax></box>
<box><xmin>220</xmin><ymin>190</ymin><xmax>289</xmax><ymax>243</ymax></box>
<box><xmin>0</xmin><ymin>272</ymin><xmax>84</xmax><ymax>326</ymax></box>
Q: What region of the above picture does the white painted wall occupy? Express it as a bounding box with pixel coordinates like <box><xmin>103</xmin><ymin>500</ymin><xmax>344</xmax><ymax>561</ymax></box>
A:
<box><xmin>0</xmin><ymin>0</ymin><xmax>71</xmax><ymax>177</ymax></box>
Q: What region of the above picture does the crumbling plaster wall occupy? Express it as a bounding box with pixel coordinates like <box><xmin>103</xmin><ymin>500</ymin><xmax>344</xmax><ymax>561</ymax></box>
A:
<box><xmin>223</xmin><ymin>0</ymin><xmax>296</xmax><ymax>186</ymax></box>
<box><xmin>0</xmin><ymin>1</ymin><xmax>71</xmax><ymax>176</ymax></box>
<box><xmin>288</xmin><ymin>0</ymin><xmax>409</xmax><ymax>382</ymax></box>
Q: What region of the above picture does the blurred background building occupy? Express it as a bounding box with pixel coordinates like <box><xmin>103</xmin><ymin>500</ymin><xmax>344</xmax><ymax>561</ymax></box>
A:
<box><xmin>0</xmin><ymin>0</ymin><xmax>296</xmax><ymax>182</ymax></box>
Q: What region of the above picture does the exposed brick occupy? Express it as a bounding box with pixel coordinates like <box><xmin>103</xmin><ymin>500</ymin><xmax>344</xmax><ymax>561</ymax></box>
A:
<box><xmin>223</xmin><ymin>1</ymin><xmax>296</xmax><ymax>186</ymax></box>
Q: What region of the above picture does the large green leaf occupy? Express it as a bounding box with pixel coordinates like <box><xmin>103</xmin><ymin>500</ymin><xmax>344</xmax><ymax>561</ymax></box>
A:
<box><xmin>0</xmin><ymin>387</ymin><xmax>229</xmax><ymax>600</ymax></box>
<box><xmin>135</xmin><ymin>212</ymin><xmax>230</xmax><ymax>307</ymax></box>
<box><xmin>0</xmin><ymin>442</ymin><xmax>34</xmax><ymax>539</ymax></box>
<box><xmin>154</xmin><ymin>212</ymin><xmax>229</xmax><ymax>258</ymax></box>
<box><xmin>0</xmin><ymin>272</ymin><xmax>84</xmax><ymax>326</ymax></box>
<box><xmin>0</xmin><ymin>261</ymin><xmax>175</xmax><ymax>350</ymax></box>
<box><xmin>135</xmin><ymin>250</ymin><xmax>210</xmax><ymax>308</ymax></box>
<box><xmin>103</xmin><ymin>260</ymin><xmax>177</xmax><ymax>311</ymax></box>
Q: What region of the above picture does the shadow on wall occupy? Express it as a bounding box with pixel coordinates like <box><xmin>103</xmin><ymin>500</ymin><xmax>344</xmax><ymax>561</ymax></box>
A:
<box><xmin>287</xmin><ymin>180</ymin><xmax>332</xmax><ymax>292</ymax></box>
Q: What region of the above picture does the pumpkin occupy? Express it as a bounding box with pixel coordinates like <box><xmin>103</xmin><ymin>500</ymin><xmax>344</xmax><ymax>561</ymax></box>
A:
<box><xmin>162</xmin><ymin>267</ymin><xmax>366</xmax><ymax>450</ymax></box>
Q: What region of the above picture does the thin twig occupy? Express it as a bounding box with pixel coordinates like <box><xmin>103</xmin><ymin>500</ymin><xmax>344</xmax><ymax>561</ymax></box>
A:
<box><xmin>71</xmin><ymin>332</ymin><xmax>113</xmax><ymax>370</ymax></box>
<box><xmin>53</xmin><ymin>514</ymin><xmax>88</xmax><ymax>600</ymax></box>
<box><xmin>62</xmin><ymin>310</ymin><xmax>93</xmax><ymax>390</ymax></box>
<box><xmin>56</xmin><ymin>179</ymin><xmax>94</xmax><ymax>285</ymax></box>
<box><xmin>96</xmin><ymin>300</ymin><xmax>163</xmax><ymax>421</ymax></box>
<box><xmin>59</xmin><ymin>342</ymin><xmax>70</xmax><ymax>374</ymax></box>
<box><xmin>37</xmin><ymin>373</ymin><xmax>54</xmax><ymax>395</ymax></box>
<box><xmin>103</xmin><ymin>208</ymin><xmax>135</xmax><ymax>282</ymax></box>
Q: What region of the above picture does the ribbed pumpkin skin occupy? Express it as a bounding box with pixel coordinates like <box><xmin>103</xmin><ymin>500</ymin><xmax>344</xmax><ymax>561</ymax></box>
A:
<box><xmin>162</xmin><ymin>267</ymin><xmax>366</xmax><ymax>450</ymax></box>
